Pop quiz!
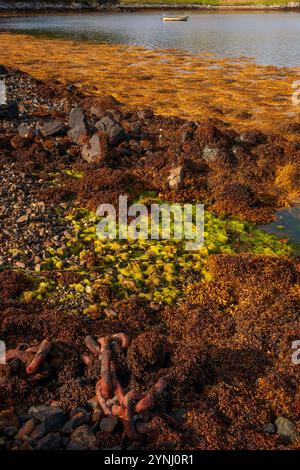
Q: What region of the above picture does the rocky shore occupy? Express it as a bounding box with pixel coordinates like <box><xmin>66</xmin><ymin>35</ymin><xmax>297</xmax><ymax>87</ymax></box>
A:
<box><xmin>0</xmin><ymin>66</ymin><xmax>300</xmax><ymax>450</ymax></box>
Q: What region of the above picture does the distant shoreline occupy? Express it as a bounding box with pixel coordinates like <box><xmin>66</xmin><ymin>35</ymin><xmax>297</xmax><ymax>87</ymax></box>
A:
<box><xmin>1</xmin><ymin>2</ymin><xmax>300</xmax><ymax>16</ymax></box>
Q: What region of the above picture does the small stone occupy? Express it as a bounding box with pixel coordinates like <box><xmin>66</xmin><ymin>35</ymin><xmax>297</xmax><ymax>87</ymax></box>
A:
<box><xmin>41</xmin><ymin>119</ymin><xmax>66</xmax><ymax>137</ymax></box>
<box><xmin>0</xmin><ymin>80</ymin><xmax>6</xmax><ymax>105</ymax></box>
<box><xmin>15</xmin><ymin>262</ymin><xmax>25</xmax><ymax>269</ymax></box>
<box><xmin>28</xmin><ymin>405</ymin><xmax>65</xmax><ymax>439</ymax></box>
<box><xmin>149</xmin><ymin>302</ymin><xmax>161</xmax><ymax>311</ymax></box>
<box><xmin>99</xmin><ymin>417</ymin><xmax>118</xmax><ymax>434</ymax></box>
<box><xmin>62</xmin><ymin>410</ymin><xmax>90</xmax><ymax>433</ymax></box>
<box><xmin>81</xmin><ymin>132</ymin><xmax>109</xmax><ymax>163</ymax></box>
<box><xmin>95</xmin><ymin>115</ymin><xmax>125</xmax><ymax>145</ymax></box>
<box><xmin>275</xmin><ymin>416</ymin><xmax>298</xmax><ymax>443</ymax></box>
<box><xmin>68</xmin><ymin>107</ymin><xmax>88</xmax><ymax>143</ymax></box>
<box><xmin>17</xmin><ymin>215</ymin><xmax>28</xmax><ymax>223</ymax></box>
<box><xmin>104</xmin><ymin>307</ymin><xmax>118</xmax><ymax>319</ymax></box>
<box><xmin>18</xmin><ymin>123</ymin><xmax>30</xmax><ymax>138</ymax></box>
<box><xmin>69</xmin><ymin>107</ymin><xmax>88</xmax><ymax>129</ymax></box>
<box><xmin>239</xmin><ymin>131</ymin><xmax>263</xmax><ymax>145</ymax></box>
<box><xmin>167</xmin><ymin>166</ymin><xmax>184</xmax><ymax>190</ymax></box>
<box><xmin>262</xmin><ymin>423</ymin><xmax>275</xmax><ymax>434</ymax></box>
<box><xmin>67</xmin><ymin>425</ymin><xmax>96</xmax><ymax>450</ymax></box>
<box><xmin>35</xmin><ymin>432</ymin><xmax>64</xmax><ymax>450</ymax></box>
<box><xmin>202</xmin><ymin>145</ymin><xmax>220</xmax><ymax>163</ymax></box>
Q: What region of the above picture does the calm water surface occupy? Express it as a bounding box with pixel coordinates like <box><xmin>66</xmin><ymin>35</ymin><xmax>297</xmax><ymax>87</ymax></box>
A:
<box><xmin>0</xmin><ymin>11</ymin><xmax>300</xmax><ymax>67</ymax></box>
<box><xmin>260</xmin><ymin>205</ymin><xmax>300</xmax><ymax>253</ymax></box>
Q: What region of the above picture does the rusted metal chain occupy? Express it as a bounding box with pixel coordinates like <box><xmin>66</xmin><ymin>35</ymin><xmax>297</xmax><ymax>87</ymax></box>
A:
<box><xmin>26</xmin><ymin>339</ymin><xmax>52</xmax><ymax>375</ymax></box>
<box><xmin>6</xmin><ymin>338</ymin><xmax>52</xmax><ymax>377</ymax></box>
<box><xmin>84</xmin><ymin>332</ymin><xmax>168</xmax><ymax>441</ymax></box>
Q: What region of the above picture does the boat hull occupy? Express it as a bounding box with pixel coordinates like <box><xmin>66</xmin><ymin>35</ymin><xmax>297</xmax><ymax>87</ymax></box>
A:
<box><xmin>162</xmin><ymin>16</ymin><xmax>189</xmax><ymax>22</ymax></box>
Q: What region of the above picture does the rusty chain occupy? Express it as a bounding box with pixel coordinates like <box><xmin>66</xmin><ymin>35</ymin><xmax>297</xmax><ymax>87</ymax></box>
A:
<box><xmin>5</xmin><ymin>338</ymin><xmax>52</xmax><ymax>381</ymax></box>
<box><xmin>84</xmin><ymin>333</ymin><xmax>168</xmax><ymax>441</ymax></box>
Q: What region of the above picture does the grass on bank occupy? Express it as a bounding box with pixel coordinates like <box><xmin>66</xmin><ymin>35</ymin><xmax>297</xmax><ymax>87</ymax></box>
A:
<box><xmin>121</xmin><ymin>0</ymin><xmax>292</xmax><ymax>6</ymax></box>
<box><xmin>121</xmin><ymin>0</ymin><xmax>291</xmax><ymax>6</ymax></box>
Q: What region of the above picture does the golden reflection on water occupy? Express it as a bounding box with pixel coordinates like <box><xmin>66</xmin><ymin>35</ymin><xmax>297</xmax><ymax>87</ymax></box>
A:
<box><xmin>1</xmin><ymin>32</ymin><xmax>300</xmax><ymax>134</ymax></box>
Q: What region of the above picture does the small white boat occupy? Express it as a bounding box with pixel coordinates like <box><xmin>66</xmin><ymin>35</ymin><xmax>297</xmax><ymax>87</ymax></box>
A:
<box><xmin>162</xmin><ymin>15</ymin><xmax>189</xmax><ymax>22</ymax></box>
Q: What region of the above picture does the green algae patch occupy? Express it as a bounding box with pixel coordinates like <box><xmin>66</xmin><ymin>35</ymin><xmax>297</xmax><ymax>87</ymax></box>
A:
<box><xmin>38</xmin><ymin>204</ymin><xmax>293</xmax><ymax>306</ymax></box>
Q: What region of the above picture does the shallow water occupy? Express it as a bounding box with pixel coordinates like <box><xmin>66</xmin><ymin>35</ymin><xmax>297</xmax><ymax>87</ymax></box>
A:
<box><xmin>259</xmin><ymin>205</ymin><xmax>300</xmax><ymax>253</ymax></box>
<box><xmin>1</xmin><ymin>11</ymin><xmax>300</xmax><ymax>67</ymax></box>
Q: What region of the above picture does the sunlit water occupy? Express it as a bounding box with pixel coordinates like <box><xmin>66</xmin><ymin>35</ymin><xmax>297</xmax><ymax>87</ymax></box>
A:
<box><xmin>259</xmin><ymin>205</ymin><xmax>300</xmax><ymax>253</ymax></box>
<box><xmin>1</xmin><ymin>11</ymin><xmax>300</xmax><ymax>67</ymax></box>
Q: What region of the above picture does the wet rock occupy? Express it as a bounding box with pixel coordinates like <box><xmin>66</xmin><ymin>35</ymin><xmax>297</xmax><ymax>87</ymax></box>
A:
<box><xmin>275</xmin><ymin>416</ymin><xmax>298</xmax><ymax>443</ymax></box>
<box><xmin>0</xmin><ymin>101</ymin><xmax>19</xmax><ymax>119</ymax></box>
<box><xmin>40</xmin><ymin>119</ymin><xmax>66</xmax><ymax>137</ymax></box>
<box><xmin>99</xmin><ymin>416</ymin><xmax>118</xmax><ymax>433</ymax></box>
<box><xmin>202</xmin><ymin>145</ymin><xmax>220</xmax><ymax>163</ymax></box>
<box><xmin>35</xmin><ymin>432</ymin><xmax>64</xmax><ymax>450</ymax></box>
<box><xmin>168</xmin><ymin>166</ymin><xmax>184</xmax><ymax>190</ymax></box>
<box><xmin>95</xmin><ymin>115</ymin><xmax>125</xmax><ymax>145</ymax></box>
<box><xmin>81</xmin><ymin>132</ymin><xmax>109</xmax><ymax>163</ymax></box>
<box><xmin>28</xmin><ymin>405</ymin><xmax>66</xmax><ymax>439</ymax></box>
<box><xmin>67</xmin><ymin>424</ymin><xmax>96</xmax><ymax>450</ymax></box>
<box><xmin>18</xmin><ymin>123</ymin><xmax>30</xmax><ymax>138</ymax></box>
